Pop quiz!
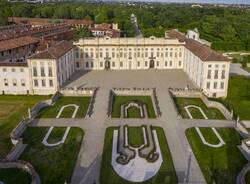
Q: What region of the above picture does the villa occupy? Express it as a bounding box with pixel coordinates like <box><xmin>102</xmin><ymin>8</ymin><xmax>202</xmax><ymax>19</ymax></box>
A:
<box><xmin>0</xmin><ymin>29</ymin><xmax>230</xmax><ymax>97</ymax></box>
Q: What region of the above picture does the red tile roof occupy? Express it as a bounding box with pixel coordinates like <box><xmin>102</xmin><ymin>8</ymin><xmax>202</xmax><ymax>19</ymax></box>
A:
<box><xmin>29</xmin><ymin>40</ymin><xmax>75</xmax><ymax>60</ymax></box>
<box><xmin>0</xmin><ymin>36</ymin><xmax>39</xmax><ymax>52</ymax></box>
<box><xmin>166</xmin><ymin>29</ymin><xmax>230</xmax><ymax>62</ymax></box>
<box><xmin>0</xmin><ymin>62</ymin><xmax>27</xmax><ymax>67</ymax></box>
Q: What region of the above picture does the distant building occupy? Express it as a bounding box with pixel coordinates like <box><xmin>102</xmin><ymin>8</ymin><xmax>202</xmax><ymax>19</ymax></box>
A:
<box><xmin>90</xmin><ymin>23</ymin><xmax>121</xmax><ymax>38</ymax></box>
<box><xmin>186</xmin><ymin>28</ymin><xmax>211</xmax><ymax>47</ymax></box>
<box><xmin>191</xmin><ymin>4</ymin><xmax>203</xmax><ymax>8</ymax></box>
<box><xmin>0</xmin><ymin>36</ymin><xmax>39</xmax><ymax>63</ymax></box>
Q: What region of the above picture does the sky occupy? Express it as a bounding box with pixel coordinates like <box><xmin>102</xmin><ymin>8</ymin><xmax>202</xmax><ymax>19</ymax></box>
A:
<box><xmin>120</xmin><ymin>0</ymin><xmax>250</xmax><ymax>5</ymax></box>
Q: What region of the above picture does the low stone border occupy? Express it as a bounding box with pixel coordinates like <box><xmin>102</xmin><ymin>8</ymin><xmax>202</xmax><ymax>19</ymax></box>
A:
<box><xmin>236</xmin><ymin>162</ymin><xmax>250</xmax><ymax>184</ymax></box>
<box><xmin>56</xmin><ymin>104</ymin><xmax>79</xmax><ymax>118</ymax></box>
<box><xmin>184</xmin><ymin>105</ymin><xmax>208</xmax><ymax>119</ymax></box>
<box><xmin>169</xmin><ymin>88</ymin><xmax>233</xmax><ymax>120</ymax></box>
<box><xmin>0</xmin><ymin>160</ymin><xmax>41</xmax><ymax>184</ymax></box>
<box><xmin>111</xmin><ymin>88</ymin><xmax>161</xmax><ymax>118</ymax></box>
<box><xmin>111</xmin><ymin>127</ymin><xmax>163</xmax><ymax>182</ymax></box>
<box><xmin>42</xmin><ymin>104</ymin><xmax>78</xmax><ymax>147</ymax></box>
<box><xmin>185</xmin><ymin>105</ymin><xmax>225</xmax><ymax>148</ymax></box>
<box><xmin>120</xmin><ymin>101</ymin><xmax>148</xmax><ymax>118</ymax></box>
<box><xmin>195</xmin><ymin>127</ymin><xmax>225</xmax><ymax>148</ymax></box>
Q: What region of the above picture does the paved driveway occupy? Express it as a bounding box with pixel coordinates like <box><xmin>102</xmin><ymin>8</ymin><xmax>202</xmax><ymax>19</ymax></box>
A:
<box><xmin>230</xmin><ymin>63</ymin><xmax>250</xmax><ymax>76</ymax></box>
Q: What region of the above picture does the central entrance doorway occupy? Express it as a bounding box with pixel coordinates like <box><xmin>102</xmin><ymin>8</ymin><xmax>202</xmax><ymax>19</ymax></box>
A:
<box><xmin>105</xmin><ymin>60</ymin><xmax>110</xmax><ymax>70</ymax></box>
<box><xmin>149</xmin><ymin>60</ymin><xmax>154</xmax><ymax>69</ymax></box>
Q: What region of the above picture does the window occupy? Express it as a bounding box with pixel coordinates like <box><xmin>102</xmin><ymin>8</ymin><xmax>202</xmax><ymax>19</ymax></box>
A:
<box><xmin>34</xmin><ymin>79</ymin><xmax>38</xmax><ymax>87</ymax></box>
<box><xmin>100</xmin><ymin>62</ymin><xmax>103</xmax><ymax>68</ymax></box>
<box><xmin>13</xmin><ymin>79</ymin><xmax>17</xmax><ymax>86</ymax></box>
<box><xmin>112</xmin><ymin>62</ymin><xmax>115</xmax><ymax>67</ymax></box>
<box><xmin>137</xmin><ymin>61</ymin><xmax>140</xmax><ymax>67</ymax></box>
<box><xmin>207</xmin><ymin>70</ymin><xmax>211</xmax><ymax>79</ymax></box>
<box><xmin>120</xmin><ymin>62</ymin><xmax>123</xmax><ymax>67</ymax></box>
<box><xmin>170</xmin><ymin>61</ymin><xmax>173</xmax><ymax>67</ymax></box>
<box><xmin>156</xmin><ymin>61</ymin><xmax>159</xmax><ymax>67</ymax></box>
<box><xmin>145</xmin><ymin>61</ymin><xmax>148</xmax><ymax>67</ymax></box>
<box><xmin>21</xmin><ymin>79</ymin><xmax>25</xmax><ymax>87</ymax></box>
<box><xmin>178</xmin><ymin>61</ymin><xmax>182</xmax><ymax>67</ymax></box>
<box><xmin>220</xmin><ymin>82</ymin><xmax>224</xmax><ymax>89</ymax></box>
<box><xmin>48</xmin><ymin>67</ymin><xmax>52</xmax><ymax>77</ymax></box>
<box><xmin>33</xmin><ymin>67</ymin><xmax>37</xmax><ymax>77</ymax></box>
<box><xmin>76</xmin><ymin>62</ymin><xmax>80</xmax><ymax>68</ymax></box>
<box><xmin>206</xmin><ymin>82</ymin><xmax>210</xmax><ymax>89</ymax></box>
<box><xmin>41</xmin><ymin>67</ymin><xmax>45</xmax><ymax>77</ymax></box>
<box><xmin>49</xmin><ymin>80</ymin><xmax>53</xmax><ymax>87</ymax></box>
<box><xmin>91</xmin><ymin>62</ymin><xmax>94</xmax><ymax>68</ymax></box>
<box><xmin>20</xmin><ymin>68</ymin><xmax>24</xmax><ymax>72</ymax></box>
<box><xmin>214</xmin><ymin>70</ymin><xmax>218</xmax><ymax>79</ymax></box>
<box><xmin>221</xmin><ymin>70</ymin><xmax>225</xmax><ymax>79</ymax></box>
<box><xmin>179</xmin><ymin>52</ymin><xmax>182</xmax><ymax>57</ymax></box>
<box><xmin>3</xmin><ymin>68</ymin><xmax>6</xmax><ymax>72</ymax></box>
<box><xmin>11</xmin><ymin>68</ymin><xmax>15</xmax><ymax>72</ymax></box>
<box><xmin>214</xmin><ymin>82</ymin><xmax>217</xmax><ymax>89</ymax></box>
<box><xmin>85</xmin><ymin>62</ymin><xmax>89</xmax><ymax>68</ymax></box>
<box><xmin>41</xmin><ymin>79</ymin><xmax>46</xmax><ymax>87</ymax></box>
<box><xmin>4</xmin><ymin>78</ymin><xmax>8</xmax><ymax>86</ymax></box>
<box><xmin>165</xmin><ymin>61</ymin><xmax>168</xmax><ymax>67</ymax></box>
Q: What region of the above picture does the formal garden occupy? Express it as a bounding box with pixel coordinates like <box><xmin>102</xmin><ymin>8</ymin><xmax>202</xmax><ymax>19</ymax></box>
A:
<box><xmin>111</xmin><ymin>96</ymin><xmax>156</xmax><ymax>118</ymax></box>
<box><xmin>174</xmin><ymin>97</ymin><xmax>225</xmax><ymax>120</ymax></box>
<box><xmin>0</xmin><ymin>95</ymin><xmax>49</xmax><ymax>158</ymax></box>
<box><xmin>99</xmin><ymin>126</ymin><xmax>177</xmax><ymax>184</ymax></box>
<box><xmin>186</xmin><ymin>127</ymin><xmax>248</xmax><ymax>184</ymax></box>
<box><xmin>37</xmin><ymin>96</ymin><xmax>91</xmax><ymax>118</ymax></box>
<box><xmin>19</xmin><ymin>127</ymin><xmax>83</xmax><ymax>183</ymax></box>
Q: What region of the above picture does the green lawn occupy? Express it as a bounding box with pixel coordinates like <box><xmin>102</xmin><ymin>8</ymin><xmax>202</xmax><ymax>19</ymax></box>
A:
<box><xmin>242</xmin><ymin>67</ymin><xmax>250</xmax><ymax>73</ymax></box>
<box><xmin>0</xmin><ymin>95</ymin><xmax>49</xmax><ymax>158</ymax></box>
<box><xmin>112</xmin><ymin>96</ymin><xmax>156</xmax><ymax>118</ymax></box>
<box><xmin>174</xmin><ymin>97</ymin><xmax>225</xmax><ymax>119</ymax></box>
<box><xmin>186</xmin><ymin>127</ymin><xmax>248</xmax><ymax>184</ymax></box>
<box><xmin>214</xmin><ymin>76</ymin><xmax>250</xmax><ymax>120</ymax></box>
<box><xmin>20</xmin><ymin>127</ymin><xmax>83</xmax><ymax>183</ymax></box>
<box><xmin>99</xmin><ymin>126</ymin><xmax>177</xmax><ymax>184</ymax></box>
<box><xmin>0</xmin><ymin>168</ymin><xmax>31</xmax><ymax>184</ymax></box>
<box><xmin>37</xmin><ymin>96</ymin><xmax>91</xmax><ymax>118</ymax></box>
<box><xmin>128</xmin><ymin>126</ymin><xmax>144</xmax><ymax>147</ymax></box>
<box><xmin>47</xmin><ymin>127</ymin><xmax>68</xmax><ymax>144</ymax></box>
<box><xmin>127</xmin><ymin>106</ymin><xmax>142</xmax><ymax>118</ymax></box>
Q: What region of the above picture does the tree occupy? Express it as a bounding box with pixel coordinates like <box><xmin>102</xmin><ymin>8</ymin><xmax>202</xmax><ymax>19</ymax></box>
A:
<box><xmin>0</xmin><ymin>0</ymin><xmax>12</xmax><ymax>25</ymax></box>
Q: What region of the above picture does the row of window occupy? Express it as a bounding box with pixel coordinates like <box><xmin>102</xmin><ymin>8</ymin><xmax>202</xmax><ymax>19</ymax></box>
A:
<box><xmin>33</xmin><ymin>67</ymin><xmax>53</xmax><ymax>77</ymax></box>
<box><xmin>207</xmin><ymin>70</ymin><xmax>226</xmax><ymax>80</ymax></box>
<box><xmin>33</xmin><ymin>79</ymin><xmax>53</xmax><ymax>88</ymax></box>
<box><xmin>2</xmin><ymin>68</ymin><xmax>24</xmax><ymax>72</ymax></box>
<box><xmin>78</xmin><ymin>47</ymin><xmax>182</xmax><ymax>52</ymax></box>
<box><xmin>3</xmin><ymin>78</ymin><xmax>26</xmax><ymax>87</ymax></box>
<box><xmin>206</xmin><ymin>81</ymin><xmax>224</xmax><ymax>90</ymax></box>
<box><xmin>76</xmin><ymin>51</ymin><xmax>183</xmax><ymax>59</ymax></box>
<box><xmin>81</xmin><ymin>60</ymin><xmax>182</xmax><ymax>68</ymax></box>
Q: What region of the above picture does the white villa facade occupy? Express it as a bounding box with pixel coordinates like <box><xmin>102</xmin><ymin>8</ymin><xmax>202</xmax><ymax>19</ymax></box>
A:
<box><xmin>0</xmin><ymin>29</ymin><xmax>230</xmax><ymax>97</ymax></box>
<box><xmin>74</xmin><ymin>29</ymin><xmax>230</xmax><ymax>97</ymax></box>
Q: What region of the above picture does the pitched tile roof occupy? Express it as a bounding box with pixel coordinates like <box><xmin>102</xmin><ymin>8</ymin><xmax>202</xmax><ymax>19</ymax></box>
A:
<box><xmin>0</xmin><ymin>62</ymin><xmax>27</xmax><ymax>67</ymax></box>
<box><xmin>166</xmin><ymin>29</ymin><xmax>230</xmax><ymax>62</ymax></box>
<box><xmin>29</xmin><ymin>40</ymin><xmax>75</xmax><ymax>60</ymax></box>
<box><xmin>0</xmin><ymin>36</ymin><xmax>39</xmax><ymax>52</ymax></box>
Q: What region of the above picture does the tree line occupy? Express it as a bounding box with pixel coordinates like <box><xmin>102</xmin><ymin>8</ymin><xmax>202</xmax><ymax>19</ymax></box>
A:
<box><xmin>1</xmin><ymin>0</ymin><xmax>250</xmax><ymax>51</ymax></box>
